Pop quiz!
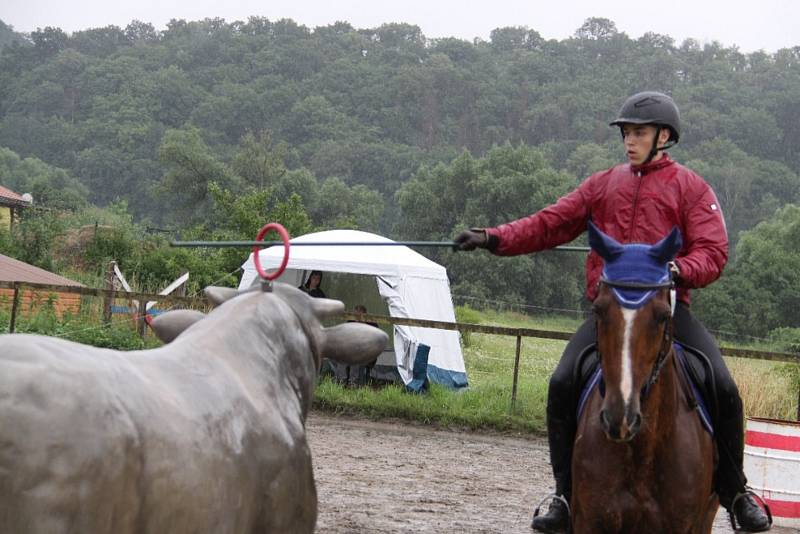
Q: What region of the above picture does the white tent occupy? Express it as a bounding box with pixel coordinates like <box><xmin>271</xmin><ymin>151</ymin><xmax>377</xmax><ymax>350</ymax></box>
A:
<box><xmin>239</xmin><ymin>229</ymin><xmax>467</xmax><ymax>390</ymax></box>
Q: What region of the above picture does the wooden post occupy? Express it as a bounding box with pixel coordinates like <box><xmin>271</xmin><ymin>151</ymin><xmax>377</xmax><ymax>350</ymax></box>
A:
<box><xmin>9</xmin><ymin>283</ymin><xmax>20</xmax><ymax>333</ymax></box>
<box><xmin>137</xmin><ymin>299</ymin><xmax>148</xmax><ymax>339</ymax></box>
<box><xmin>511</xmin><ymin>335</ymin><xmax>522</xmax><ymax>413</ymax></box>
<box><xmin>103</xmin><ymin>260</ymin><xmax>116</xmax><ymax>326</ymax></box>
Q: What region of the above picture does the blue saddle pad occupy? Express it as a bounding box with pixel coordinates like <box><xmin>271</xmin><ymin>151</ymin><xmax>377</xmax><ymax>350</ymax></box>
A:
<box><xmin>576</xmin><ymin>344</ymin><xmax>713</xmax><ymax>436</ymax></box>
<box><xmin>674</xmin><ymin>344</ymin><xmax>714</xmax><ymax>436</ymax></box>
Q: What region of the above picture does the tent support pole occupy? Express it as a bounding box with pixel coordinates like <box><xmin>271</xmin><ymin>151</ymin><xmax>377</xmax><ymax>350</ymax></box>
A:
<box><xmin>511</xmin><ymin>335</ymin><xmax>522</xmax><ymax>412</ymax></box>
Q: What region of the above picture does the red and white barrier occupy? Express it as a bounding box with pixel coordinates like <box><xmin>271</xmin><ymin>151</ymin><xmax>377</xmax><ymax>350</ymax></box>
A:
<box><xmin>744</xmin><ymin>416</ymin><xmax>800</xmax><ymax>528</ymax></box>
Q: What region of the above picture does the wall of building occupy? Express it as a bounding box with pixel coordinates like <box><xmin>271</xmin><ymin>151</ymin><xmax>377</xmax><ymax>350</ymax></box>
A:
<box><xmin>0</xmin><ymin>206</ymin><xmax>11</xmax><ymax>232</ymax></box>
<box><xmin>0</xmin><ymin>288</ymin><xmax>82</xmax><ymax>318</ymax></box>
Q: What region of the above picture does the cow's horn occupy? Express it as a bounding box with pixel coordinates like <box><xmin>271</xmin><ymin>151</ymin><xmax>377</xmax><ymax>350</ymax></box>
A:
<box><xmin>150</xmin><ymin>309</ymin><xmax>206</xmax><ymax>343</ymax></box>
<box><xmin>322</xmin><ymin>323</ymin><xmax>388</xmax><ymax>364</ymax></box>
<box><xmin>205</xmin><ymin>286</ymin><xmax>241</xmax><ymax>305</ymax></box>
<box><xmin>310</xmin><ymin>297</ymin><xmax>345</xmax><ymax>319</ymax></box>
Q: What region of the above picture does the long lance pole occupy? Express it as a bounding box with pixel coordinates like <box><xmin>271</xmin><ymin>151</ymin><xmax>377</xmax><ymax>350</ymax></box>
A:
<box><xmin>170</xmin><ymin>240</ymin><xmax>590</xmax><ymax>252</ymax></box>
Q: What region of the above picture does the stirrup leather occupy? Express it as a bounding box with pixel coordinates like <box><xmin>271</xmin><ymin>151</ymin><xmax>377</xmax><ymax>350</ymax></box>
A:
<box><xmin>728</xmin><ymin>489</ymin><xmax>773</xmax><ymax>531</ymax></box>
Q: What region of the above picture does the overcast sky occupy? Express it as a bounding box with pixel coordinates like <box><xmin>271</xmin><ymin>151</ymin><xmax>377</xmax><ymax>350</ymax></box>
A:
<box><xmin>1</xmin><ymin>0</ymin><xmax>797</xmax><ymax>53</ymax></box>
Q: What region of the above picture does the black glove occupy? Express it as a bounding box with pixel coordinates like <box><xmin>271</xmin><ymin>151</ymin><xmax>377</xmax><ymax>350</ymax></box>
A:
<box><xmin>454</xmin><ymin>228</ymin><xmax>489</xmax><ymax>251</ymax></box>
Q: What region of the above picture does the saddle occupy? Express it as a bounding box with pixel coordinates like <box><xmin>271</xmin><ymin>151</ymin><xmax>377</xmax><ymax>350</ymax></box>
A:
<box><xmin>575</xmin><ymin>343</ymin><xmax>717</xmax><ymax>435</ymax></box>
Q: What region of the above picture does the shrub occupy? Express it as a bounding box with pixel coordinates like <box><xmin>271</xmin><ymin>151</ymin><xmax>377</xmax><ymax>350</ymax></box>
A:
<box><xmin>455</xmin><ymin>305</ymin><xmax>482</xmax><ymax>347</ymax></box>
<box><xmin>767</xmin><ymin>327</ymin><xmax>800</xmax><ymax>353</ymax></box>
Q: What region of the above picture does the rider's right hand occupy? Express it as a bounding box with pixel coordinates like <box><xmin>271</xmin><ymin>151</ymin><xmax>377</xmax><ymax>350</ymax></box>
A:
<box><xmin>453</xmin><ymin>228</ymin><xmax>489</xmax><ymax>251</ymax></box>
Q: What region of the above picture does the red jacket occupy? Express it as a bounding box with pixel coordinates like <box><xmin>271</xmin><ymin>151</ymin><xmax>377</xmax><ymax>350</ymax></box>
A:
<box><xmin>485</xmin><ymin>155</ymin><xmax>728</xmax><ymax>304</ymax></box>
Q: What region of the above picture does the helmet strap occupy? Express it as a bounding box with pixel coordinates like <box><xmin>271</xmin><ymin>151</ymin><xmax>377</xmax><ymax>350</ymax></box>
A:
<box><xmin>643</xmin><ymin>125</ymin><xmax>662</xmax><ymax>164</ymax></box>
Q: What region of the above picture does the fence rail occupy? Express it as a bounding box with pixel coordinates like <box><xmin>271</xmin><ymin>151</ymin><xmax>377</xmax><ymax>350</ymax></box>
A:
<box><xmin>0</xmin><ymin>280</ymin><xmax>207</xmax><ymax>306</ymax></box>
<box><xmin>3</xmin><ymin>281</ymin><xmax>799</xmax><ymax>418</ymax></box>
<box><xmin>344</xmin><ymin>312</ymin><xmax>800</xmax><ymax>418</ymax></box>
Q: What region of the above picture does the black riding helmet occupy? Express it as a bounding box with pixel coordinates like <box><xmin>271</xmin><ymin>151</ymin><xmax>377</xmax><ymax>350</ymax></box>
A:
<box><xmin>610</xmin><ymin>91</ymin><xmax>681</xmax><ymax>163</ymax></box>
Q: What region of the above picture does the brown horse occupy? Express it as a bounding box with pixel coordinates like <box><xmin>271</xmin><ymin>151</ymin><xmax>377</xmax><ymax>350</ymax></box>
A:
<box><xmin>571</xmin><ymin>223</ymin><xmax>718</xmax><ymax>533</ymax></box>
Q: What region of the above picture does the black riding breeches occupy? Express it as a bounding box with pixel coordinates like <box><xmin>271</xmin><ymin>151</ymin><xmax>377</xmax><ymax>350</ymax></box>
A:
<box><xmin>545</xmin><ymin>302</ymin><xmax>746</xmax><ymax>507</ymax></box>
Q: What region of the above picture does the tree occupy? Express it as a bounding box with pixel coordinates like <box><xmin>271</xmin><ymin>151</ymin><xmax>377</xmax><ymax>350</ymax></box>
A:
<box><xmin>30</xmin><ymin>26</ymin><xmax>68</xmax><ymax>59</ymax></box>
<box><xmin>0</xmin><ymin>146</ymin><xmax>87</xmax><ymax>210</ymax></box>
<box><xmin>156</xmin><ymin>127</ymin><xmax>238</xmax><ymax>223</ymax></box>
<box><xmin>124</xmin><ymin>20</ymin><xmax>159</xmax><ymax>44</ymax></box>
<box><xmin>695</xmin><ymin>204</ymin><xmax>800</xmax><ymax>338</ymax></box>
<box><xmin>232</xmin><ymin>130</ymin><xmax>289</xmax><ymax>189</ymax></box>
<box><xmin>490</xmin><ymin>27</ymin><xmax>543</xmax><ymax>52</ymax></box>
<box><xmin>70</xmin><ymin>26</ymin><xmax>128</xmax><ymax>57</ymax></box>
<box><xmin>685</xmin><ymin>139</ymin><xmax>800</xmax><ymax>243</ymax></box>
<box><xmin>565</xmin><ymin>143</ymin><xmax>617</xmax><ymax>180</ymax></box>
<box><xmin>0</xmin><ymin>20</ymin><xmax>27</xmax><ymax>49</ymax></box>
<box><xmin>396</xmin><ymin>145</ymin><xmax>583</xmax><ymax>309</ymax></box>
<box><xmin>309</xmin><ymin>177</ymin><xmax>384</xmax><ymax>231</ymax></box>
<box><xmin>574</xmin><ymin>18</ymin><xmax>618</xmax><ymax>41</ymax></box>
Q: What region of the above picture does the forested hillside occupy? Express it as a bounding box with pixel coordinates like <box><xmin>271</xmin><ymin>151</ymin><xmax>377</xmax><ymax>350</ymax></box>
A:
<box><xmin>1</xmin><ymin>16</ymin><xmax>799</xmax><ymax>343</ymax></box>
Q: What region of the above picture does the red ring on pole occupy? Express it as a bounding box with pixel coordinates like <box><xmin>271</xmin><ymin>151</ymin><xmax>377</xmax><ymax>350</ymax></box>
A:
<box><xmin>252</xmin><ymin>223</ymin><xmax>290</xmax><ymax>281</ymax></box>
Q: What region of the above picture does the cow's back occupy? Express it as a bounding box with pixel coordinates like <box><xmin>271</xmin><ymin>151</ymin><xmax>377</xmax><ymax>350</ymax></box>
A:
<box><xmin>0</xmin><ymin>334</ymin><xmax>145</xmax><ymax>532</ymax></box>
<box><xmin>0</xmin><ymin>333</ymin><xmax>314</xmax><ymax>533</ymax></box>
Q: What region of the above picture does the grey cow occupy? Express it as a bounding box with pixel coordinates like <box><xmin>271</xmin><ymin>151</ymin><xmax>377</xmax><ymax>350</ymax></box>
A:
<box><xmin>0</xmin><ymin>282</ymin><xmax>388</xmax><ymax>533</ymax></box>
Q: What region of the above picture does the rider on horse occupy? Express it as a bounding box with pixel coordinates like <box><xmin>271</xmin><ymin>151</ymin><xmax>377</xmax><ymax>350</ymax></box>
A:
<box><xmin>455</xmin><ymin>91</ymin><xmax>771</xmax><ymax>533</ymax></box>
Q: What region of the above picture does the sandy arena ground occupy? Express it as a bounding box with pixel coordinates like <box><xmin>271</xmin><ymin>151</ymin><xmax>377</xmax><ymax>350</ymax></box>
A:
<box><xmin>308</xmin><ymin>413</ymin><xmax>794</xmax><ymax>533</ymax></box>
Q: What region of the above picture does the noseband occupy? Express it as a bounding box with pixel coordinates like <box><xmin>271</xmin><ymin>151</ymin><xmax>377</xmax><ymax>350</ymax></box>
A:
<box><xmin>597</xmin><ymin>277</ymin><xmax>676</xmax><ymax>398</ymax></box>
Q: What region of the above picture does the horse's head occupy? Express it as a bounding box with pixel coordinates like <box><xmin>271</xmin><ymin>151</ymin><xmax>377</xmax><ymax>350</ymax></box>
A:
<box><xmin>588</xmin><ymin>221</ymin><xmax>682</xmax><ymax>442</ymax></box>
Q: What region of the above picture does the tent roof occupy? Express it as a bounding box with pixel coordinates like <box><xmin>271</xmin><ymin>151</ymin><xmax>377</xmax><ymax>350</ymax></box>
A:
<box><xmin>243</xmin><ymin>229</ymin><xmax>448</xmax><ymax>280</ymax></box>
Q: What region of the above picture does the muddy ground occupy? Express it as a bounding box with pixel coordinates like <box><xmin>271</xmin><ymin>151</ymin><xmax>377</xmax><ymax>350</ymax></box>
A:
<box><xmin>308</xmin><ymin>413</ymin><xmax>793</xmax><ymax>533</ymax></box>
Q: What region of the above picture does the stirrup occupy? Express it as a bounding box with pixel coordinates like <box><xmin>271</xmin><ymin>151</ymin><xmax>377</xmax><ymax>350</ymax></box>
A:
<box><xmin>532</xmin><ymin>492</ymin><xmax>571</xmax><ymax>532</ymax></box>
<box><xmin>728</xmin><ymin>489</ymin><xmax>773</xmax><ymax>532</ymax></box>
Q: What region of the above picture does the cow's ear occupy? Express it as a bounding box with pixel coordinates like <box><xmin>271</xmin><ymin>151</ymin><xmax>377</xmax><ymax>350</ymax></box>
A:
<box><xmin>205</xmin><ymin>286</ymin><xmax>240</xmax><ymax>306</ymax></box>
<box><xmin>150</xmin><ymin>309</ymin><xmax>206</xmax><ymax>343</ymax></box>
<box><xmin>321</xmin><ymin>323</ymin><xmax>388</xmax><ymax>365</ymax></box>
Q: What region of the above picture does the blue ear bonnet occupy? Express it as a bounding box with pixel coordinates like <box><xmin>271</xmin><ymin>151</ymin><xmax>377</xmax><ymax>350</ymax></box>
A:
<box><xmin>602</xmin><ymin>245</ymin><xmax>670</xmax><ymax>308</ymax></box>
<box><xmin>587</xmin><ymin>221</ymin><xmax>682</xmax><ymax>309</ymax></box>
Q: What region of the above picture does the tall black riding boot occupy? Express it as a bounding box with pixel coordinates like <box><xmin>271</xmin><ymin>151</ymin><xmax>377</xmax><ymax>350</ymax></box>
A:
<box><xmin>531</xmin><ymin>416</ymin><xmax>574</xmax><ymax>533</ymax></box>
<box><xmin>717</xmin><ymin>414</ymin><xmax>771</xmax><ymax>532</ymax></box>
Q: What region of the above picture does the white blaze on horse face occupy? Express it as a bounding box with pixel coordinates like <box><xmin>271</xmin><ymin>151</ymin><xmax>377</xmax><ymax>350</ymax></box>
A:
<box><xmin>620</xmin><ymin>307</ymin><xmax>637</xmax><ymax>405</ymax></box>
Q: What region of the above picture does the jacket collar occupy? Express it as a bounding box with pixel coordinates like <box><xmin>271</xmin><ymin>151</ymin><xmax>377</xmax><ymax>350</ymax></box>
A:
<box><xmin>629</xmin><ymin>153</ymin><xmax>675</xmax><ymax>175</ymax></box>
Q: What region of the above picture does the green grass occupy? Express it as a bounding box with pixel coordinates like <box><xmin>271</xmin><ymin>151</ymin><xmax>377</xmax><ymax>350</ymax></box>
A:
<box><xmin>313</xmin><ymin>308</ymin><xmax>800</xmax><ymax>434</ymax></box>
<box><xmin>313</xmin><ymin>309</ymin><xmax>576</xmax><ymax>434</ymax></box>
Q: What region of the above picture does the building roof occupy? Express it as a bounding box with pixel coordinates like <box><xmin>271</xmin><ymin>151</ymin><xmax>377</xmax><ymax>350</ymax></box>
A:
<box><xmin>0</xmin><ymin>254</ymin><xmax>84</xmax><ymax>287</ymax></box>
<box><xmin>0</xmin><ymin>185</ymin><xmax>31</xmax><ymax>208</ymax></box>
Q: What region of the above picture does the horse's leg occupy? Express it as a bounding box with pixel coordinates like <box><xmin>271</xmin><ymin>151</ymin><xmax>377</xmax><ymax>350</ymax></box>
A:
<box><xmin>571</xmin><ymin>392</ymin><xmax>623</xmax><ymax>534</ymax></box>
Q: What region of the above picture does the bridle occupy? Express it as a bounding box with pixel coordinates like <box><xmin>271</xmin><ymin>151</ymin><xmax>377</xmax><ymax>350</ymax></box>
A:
<box><xmin>597</xmin><ymin>277</ymin><xmax>676</xmax><ymax>399</ymax></box>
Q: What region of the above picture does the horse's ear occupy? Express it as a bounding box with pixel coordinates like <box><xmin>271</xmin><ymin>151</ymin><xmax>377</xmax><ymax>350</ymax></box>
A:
<box><xmin>649</xmin><ymin>226</ymin><xmax>683</xmax><ymax>263</ymax></box>
<box><xmin>587</xmin><ymin>220</ymin><xmax>624</xmax><ymax>261</ymax></box>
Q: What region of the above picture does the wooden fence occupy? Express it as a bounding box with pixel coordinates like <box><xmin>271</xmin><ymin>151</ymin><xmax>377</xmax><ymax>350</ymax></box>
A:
<box><xmin>345</xmin><ymin>312</ymin><xmax>800</xmax><ymax>420</ymax></box>
<box><xmin>0</xmin><ymin>280</ymin><xmax>207</xmax><ymax>337</ymax></box>
<box><xmin>2</xmin><ymin>280</ymin><xmax>799</xmax><ymax>418</ymax></box>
